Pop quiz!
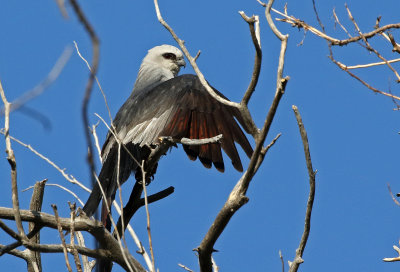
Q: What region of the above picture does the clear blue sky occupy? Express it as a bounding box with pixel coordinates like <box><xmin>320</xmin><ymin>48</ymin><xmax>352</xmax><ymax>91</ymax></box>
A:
<box><xmin>1</xmin><ymin>0</ymin><xmax>400</xmax><ymax>271</ymax></box>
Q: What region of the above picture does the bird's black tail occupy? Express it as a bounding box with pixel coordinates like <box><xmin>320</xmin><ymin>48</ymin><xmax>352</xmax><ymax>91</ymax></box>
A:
<box><xmin>82</xmin><ymin>143</ymin><xmax>151</xmax><ymax>218</ymax></box>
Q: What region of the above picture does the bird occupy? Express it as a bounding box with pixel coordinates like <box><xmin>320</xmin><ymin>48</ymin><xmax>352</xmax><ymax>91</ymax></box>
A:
<box><xmin>82</xmin><ymin>44</ymin><xmax>253</xmax><ymax>229</ymax></box>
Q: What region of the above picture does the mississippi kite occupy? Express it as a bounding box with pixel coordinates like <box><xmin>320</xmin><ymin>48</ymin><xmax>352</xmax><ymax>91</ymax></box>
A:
<box><xmin>82</xmin><ymin>45</ymin><xmax>253</xmax><ymax>225</ymax></box>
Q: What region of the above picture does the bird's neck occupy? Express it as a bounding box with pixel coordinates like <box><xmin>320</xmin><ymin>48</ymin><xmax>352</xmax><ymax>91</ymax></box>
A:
<box><xmin>132</xmin><ymin>62</ymin><xmax>175</xmax><ymax>94</ymax></box>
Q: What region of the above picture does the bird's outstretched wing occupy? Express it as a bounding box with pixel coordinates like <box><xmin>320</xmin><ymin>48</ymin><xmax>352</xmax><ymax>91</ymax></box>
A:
<box><xmin>105</xmin><ymin>74</ymin><xmax>252</xmax><ymax>170</ymax></box>
<box><xmin>82</xmin><ymin>74</ymin><xmax>253</xmax><ymax>217</ymax></box>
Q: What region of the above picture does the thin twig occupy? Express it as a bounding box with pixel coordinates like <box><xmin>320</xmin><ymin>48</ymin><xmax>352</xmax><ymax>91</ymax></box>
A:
<box><xmin>141</xmin><ymin>161</ymin><xmax>156</xmax><ymax>272</ymax></box>
<box><xmin>0</xmin><ymin>131</ymin><xmax>90</xmax><ymax>193</ymax></box>
<box><xmin>345</xmin><ymin>4</ymin><xmax>400</xmax><ymax>82</ymax></box>
<box><xmin>194</xmin><ymin>50</ymin><xmax>201</xmax><ymax>62</ymax></box>
<box><xmin>178</xmin><ymin>263</ymin><xmax>194</xmax><ymax>272</ymax></box>
<box><xmin>91</xmin><ymin>121</ymin><xmax>103</xmax><ymax>163</ymax></box>
<box><xmin>114</xmin><ymin>142</ymin><xmax>135</xmax><ymax>272</ymax></box>
<box><xmin>272</xmin><ymin>7</ymin><xmax>400</xmax><ymax>46</ymax></box>
<box><xmin>254</xmin><ymin>133</ymin><xmax>281</xmax><ymax>172</ymax></box>
<box><xmin>332</xmin><ymin>8</ymin><xmax>353</xmax><ymax>39</ymax></box>
<box><xmin>345</xmin><ymin>58</ymin><xmax>400</xmax><ymax>69</ymax></box>
<box><xmin>273</xmin><ymin>5</ymin><xmax>400</xmax><ymax>101</ymax></box>
<box><xmin>387</xmin><ymin>33</ymin><xmax>400</xmax><ymax>53</ymax></box>
<box><xmin>328</xmin><ymin>56</ymin><xmax>400</xmax><ymax>100</ymax></box>
<box><xmin>23</xmin><ymin>183</ymin><xmax>85</xmax><ymax>207</ymax></box>
<box><xmin>311</xmin><ymin>0</ymin><xmax>325</xmax><ymax>32</ymax></box>
<box><xmin>73</xmin><ymin>41</ymin><xmax>113</xmax><ymax>124</ymax></box>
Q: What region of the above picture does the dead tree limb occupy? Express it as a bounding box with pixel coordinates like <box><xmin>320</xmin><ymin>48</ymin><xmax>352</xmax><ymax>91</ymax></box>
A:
<box><xmin>289</xmin><ymin>106</ymin><xmax>316</xmax><ymax>272</ymax></box>
<box><xmin>69</xmin><ymin>0</ymin><xmax>100</xmax><ymax>191</ymax></box>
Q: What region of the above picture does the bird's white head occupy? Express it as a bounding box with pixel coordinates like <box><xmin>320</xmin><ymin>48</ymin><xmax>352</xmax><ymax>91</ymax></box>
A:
<box><xmin>143</xmin><ymin>45</ymin><xmax>186</xmax><ymax>76</ymax></box>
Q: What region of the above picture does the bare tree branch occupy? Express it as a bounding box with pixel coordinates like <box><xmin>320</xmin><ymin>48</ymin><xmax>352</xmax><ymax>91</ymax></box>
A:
<box><xmin>0</xmin><ymin>223</ymin><xmax>42</xmax><ymax>257</ymax></box>
<box><xmin>141</xmin><ymin>161</ymin><xmax>156</xmax><ymax>272</ymax></box>
<box><xmin>279</xmin><ymin>250</ymin><xmax>285</xmax><ymax>272</ymax></box>
<box><xmin>239</xmin><ymin>11</ymin><xmax>262</xmax><ymax>106</ymax></box>
<box><xmin>196</xmin><ymin>0</ymin><xmax>289</xmax><ymax>270</ymax></box>
<box><xmin>28</xmin><ymin>179</ymin><xmax>47</xmax><ymax>272</ymax></box>
<box><xmin>68</xmin><ymin>203</ymin><xmax>83</xmax><ymax>272</ymax></box>
<box><xmin>383</xmin><ymin>240</ymin><xmax>400</xmax><ymax>262</ymax></box>
<box><xmin>178</xmin><ymin>263</ymin><xmax>194</xmax><ymax>272</ymax></box>
<box><xmin>153</xmin><ymin>0</ymin><xmax>259</xmax><ymax>137</ymax></box>
<box><xmin>52</xmin><ymin>205</ymin><xmax>73</xmax><ymax>272</ymax></box>
<box><xmin>344</xmin><ymin>4</ymin><xmax>400</xmax><ymax>82</ymax></box>
<box><xmin>0</xmin><ymin>131</ymin><xmax>91</xmax><ymax>193</ymax></box>
<box><xmin>0</xmin><ymin>207</ymin><xmax>146</xmax><ymax>272</ymax></box>
<box><xmin>289</xmin><ymin>106</ymin><xmax>316</xmax><ymax>272</ymax></box>
<box><xmin>272</xmin><ymin>7</ymin><xmax>400</xmax><ymax>46</ymax></box>
<box><xmin>273</xmin><ymin>4</ymin><xmax>400</xmax><ymax>101</ymax></box>
<box><xmin>0</xmin><ymin>80</ymin><xmax>27</xmax><ymax>241</ymax></box>
<box><xmin>69</xmin><ymin>0</ymin><xmax>100</xmax><ymax>193</ymax></box>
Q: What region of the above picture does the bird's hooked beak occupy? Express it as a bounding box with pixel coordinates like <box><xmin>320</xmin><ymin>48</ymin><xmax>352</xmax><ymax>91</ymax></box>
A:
<box><xmin>177</xmin><ymin>58</ymin><xmax>186</xmax><ymax>68</ymax></box>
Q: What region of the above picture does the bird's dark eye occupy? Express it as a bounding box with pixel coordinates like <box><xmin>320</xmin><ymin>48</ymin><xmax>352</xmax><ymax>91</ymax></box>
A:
<box><xmin>162</xmin><ymin>53</ymin><xmax>176</xmax><ymax>60</ymax></box>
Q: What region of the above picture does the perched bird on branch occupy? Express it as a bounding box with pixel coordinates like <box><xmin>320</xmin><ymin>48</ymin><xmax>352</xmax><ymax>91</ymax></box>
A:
<box><xmin>82</xmin><ymin>44</ymin><xmax>253</xmax><ymax>229</ymax></box>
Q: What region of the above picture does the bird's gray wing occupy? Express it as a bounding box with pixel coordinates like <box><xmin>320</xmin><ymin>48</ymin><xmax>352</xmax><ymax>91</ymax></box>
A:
<box><xmin>119</xmin><ymin>74</ymin><xmax>253</xmax><ymax>172</ymax></box>
<box><xmin>82</xmin><ymin>74</ymin><xmax>253</xmax><ymax>217</ymax></box>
